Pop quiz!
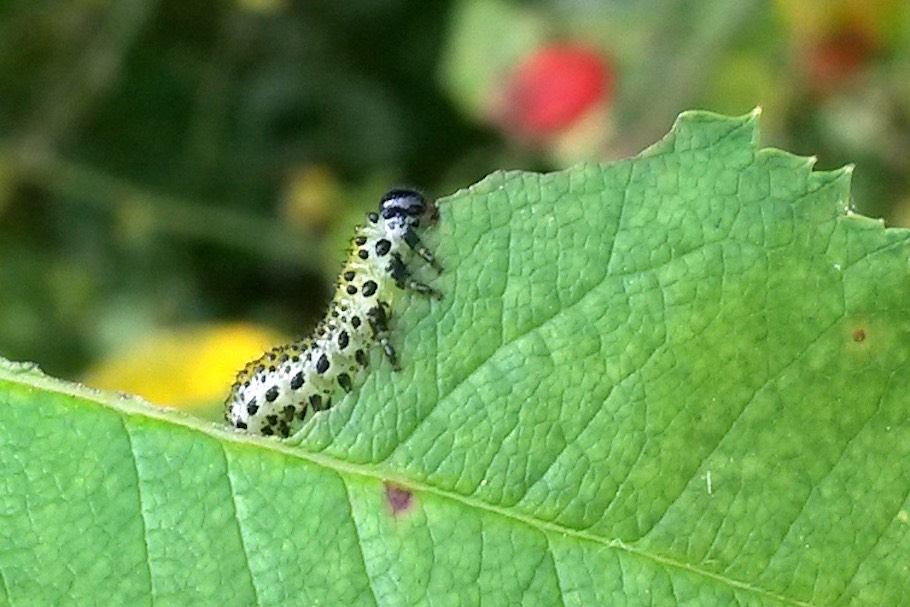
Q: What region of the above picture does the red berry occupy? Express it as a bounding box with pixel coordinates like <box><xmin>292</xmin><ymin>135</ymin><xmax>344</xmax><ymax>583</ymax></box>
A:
<box><xmin>806</xmin><ymin>24</ymin><xmax>877</xmax><ymax>92</ymax></box>
<box><xmin>498</xmin><ymin>44</ymin><xmax>614</xmax><ymax>137</ymax></box>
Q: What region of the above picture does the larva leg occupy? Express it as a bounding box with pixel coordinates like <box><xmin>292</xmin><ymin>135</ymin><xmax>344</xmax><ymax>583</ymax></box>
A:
<box><xmin>388</xmin><ymin>253</ymin><xmax>442</xmax><ymax>299</ymax></box>
<box><xmin>367</xmin><ymin>305</ymin><xmax>401</xmax><ymax>370</ymax></box>
<box><xmin>403</xmin><ymin>227</ymin><xmax>442</xmax><ymax>272</ymax></box>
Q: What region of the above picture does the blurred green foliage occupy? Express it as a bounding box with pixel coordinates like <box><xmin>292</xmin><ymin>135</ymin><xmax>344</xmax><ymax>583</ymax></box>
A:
<box><xmin>1</xmin><ymin>0</ymin><xmax>909</xmax><ymax>382</ymax></box>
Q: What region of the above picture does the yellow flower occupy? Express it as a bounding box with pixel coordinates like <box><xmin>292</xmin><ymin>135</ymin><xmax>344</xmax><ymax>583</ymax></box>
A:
<box><xmin>84</xmin><ymin>323</ymin><xmax>286</xmax><ymax>419</ymax></box>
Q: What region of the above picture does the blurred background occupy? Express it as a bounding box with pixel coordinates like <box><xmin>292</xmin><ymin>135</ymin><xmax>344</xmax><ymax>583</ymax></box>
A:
<box><xmin>1</xmin><ymin>0</ymin><xmax>909</xmax><ymax>420</ymax></box>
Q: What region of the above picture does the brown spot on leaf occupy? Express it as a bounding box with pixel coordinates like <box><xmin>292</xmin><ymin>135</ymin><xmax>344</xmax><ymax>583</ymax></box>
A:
<box><xmin>384</xmin><ymin>483</ymin><xmax>413</xmax><ymax>516</ymax></box>
<box><xmin>853</xmin><ymin>328</ymin><xmax>866</xmax><ymax>343</ymax></box>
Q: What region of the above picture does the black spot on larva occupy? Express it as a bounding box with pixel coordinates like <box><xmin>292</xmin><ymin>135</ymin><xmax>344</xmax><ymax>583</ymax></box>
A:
<box><xmin>375</xmin><ymin>239</ymin><xmax>391</xmax><ymax>256</ymax></box>
<box><xmin>351</xmin><ymin>316</ymin><xmax>362</xmax><ymax>328</ymax></box>
<box><xmin>246</xmin><ymin>400</ymin><xmax>259</xmax><ymax>416</ymax></box>
<box><xmin>317</xmin><ymin>354</ymin><xmax>330</xmax><ymax>374</ymax></box>
<box><xmin>338</xmin><ymin>330</ymin><xmax>350</xmax><ymax>349</ymax></box>
<box><xmin>276</xmin><ymin>421</ymin><xmax>290</xmax><ymax>437</ymax></box>
<box><xmin>236</xmin><ymin>421</ymin><xmax>248</xmax><ymax>430</ymax></box>
<box><xmin>266</xmin><ymin>414</ymin><xmax>278</xmax><ymax>425</ymax></box>
<box><xmin>385</xmin><ymin>483</ymin><xmax>414</xmax><ymax>516</ymax></box>
<box><xmin>338</xmin><ymin>373</ymin><xmax>352</xmax><ymax>392</ymax></box>
<box><xmin>346</xmin><ymin>284</ymin><xmax>358</xmax><ymax>295</ymax></box>
<box><xmin>261</xmin><ymin>426</ymin><xmax>274</xmax><ymax>436</ymax></box>
<box><xmin>309</xmin><ymin>394</ymin><xmax>322</xmax><ymax>409</ymax></box>
<box><xmin>282</xmin><ymin>405</ymin><xmax>295</xmax><ymax>421</ymax></box>
<box><xmin>354</xmin><ymin>235</ymin><xmax>367</xmax><ymax>246</ymax></box>
<box><xmin>356</xmin><ymin>349</ymin><xmax>368</xmax><ymax>367</ymax></box>
<box><xmin>343</xmin><ymin>270</ymin><xmax>355</xmax><ymax>281</ymax></box>
<box><xmin>362</xmin><ymin>280</ymin><xmax>378</xmax><ymax>297</ymax></box>
<box><xmin>265</xmin><ymin>386</ymin><xmax>280</xmax><ymax>402</ymax></box>
<box><xmin>368</xmin><ymin>212</ymin><xmax>379</xmax><ymax>223</ymax></box>
<box><xmin>358</xmin><ymin>249</ymin><xmax>369</xmax><ymax>260</ymax></box>
<box><xmin>290</xmin><ymin>372</ymin><xmax>304</xmax><ymax>390</ymax></box>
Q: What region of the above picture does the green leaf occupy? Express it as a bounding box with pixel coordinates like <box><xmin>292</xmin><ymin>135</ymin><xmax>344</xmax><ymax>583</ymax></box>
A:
<box><xmin>2</xmin><ymin>110</ymin><xmax>909</xmax><ymax>606</ymax></box>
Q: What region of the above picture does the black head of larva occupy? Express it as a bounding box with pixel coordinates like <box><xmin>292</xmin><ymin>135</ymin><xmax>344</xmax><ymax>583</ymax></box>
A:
<box><xmin>380</xmin><ymin>189</ymin><xmax>434</xmax><ymax>223</ymax></box>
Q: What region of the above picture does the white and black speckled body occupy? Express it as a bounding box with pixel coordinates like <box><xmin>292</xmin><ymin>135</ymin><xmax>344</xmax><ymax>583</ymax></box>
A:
<box><xmin>225</xmin><ymin>189</ymin><xmax>441</xmax><ymax>437</ymax></box>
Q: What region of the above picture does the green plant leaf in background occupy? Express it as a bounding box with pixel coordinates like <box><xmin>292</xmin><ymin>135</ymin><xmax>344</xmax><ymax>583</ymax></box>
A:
<box><xmin>2</xmin><ymin>110</ymin><xmax>909</xmax><ymax>606</ymax></box>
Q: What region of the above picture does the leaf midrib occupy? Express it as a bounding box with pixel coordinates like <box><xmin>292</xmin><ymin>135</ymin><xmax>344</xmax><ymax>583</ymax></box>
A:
<box><xmin>1</xmin><ymin>369</ymin><xmax>817</xmax><ymax>606</ymax></box>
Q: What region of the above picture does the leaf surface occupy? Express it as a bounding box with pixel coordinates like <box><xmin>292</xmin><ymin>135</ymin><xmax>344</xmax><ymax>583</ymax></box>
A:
<box><xmin>2</xmin><ymin>110</ymin><xmax>909</xmax><ymax>606</ymax></box>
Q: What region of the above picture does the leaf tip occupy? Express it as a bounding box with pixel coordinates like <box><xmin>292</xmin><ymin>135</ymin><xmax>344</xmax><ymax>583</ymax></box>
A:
<box><xmin>648</xmin><ymin>108</ymin><xmax>762</xmax><ymax>160</ymax></box>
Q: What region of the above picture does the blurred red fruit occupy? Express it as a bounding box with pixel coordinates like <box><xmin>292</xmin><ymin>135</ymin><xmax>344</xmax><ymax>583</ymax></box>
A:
<box><xmin>496</xmin><ymin>44</ymin><xmax>614</xmax><ymax>138</ymax></box>
<box><xmin>808</xmin><ymin>26</ymin><xmax>877</xmax><ymax>92</ymax></box>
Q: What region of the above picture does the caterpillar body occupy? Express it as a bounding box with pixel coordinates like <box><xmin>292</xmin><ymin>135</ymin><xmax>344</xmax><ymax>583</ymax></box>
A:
<box><xmin>225</xmin><ymin>189</ymin><xmax>441</xmax><ymax>437</ymax></box>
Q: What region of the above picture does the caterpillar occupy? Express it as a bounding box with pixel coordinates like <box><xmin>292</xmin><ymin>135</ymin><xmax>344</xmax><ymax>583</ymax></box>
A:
<box><xmin>225</xmin><ymin>189</ymin><xmax>441</xmax><ymax>438</ymax></box>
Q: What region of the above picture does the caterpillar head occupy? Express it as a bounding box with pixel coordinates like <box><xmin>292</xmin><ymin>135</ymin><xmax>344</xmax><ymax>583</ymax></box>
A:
<box><xmin>380</xmin><ymin>189</ymin><xmax>437</xmax><ymax>228</ymax></box>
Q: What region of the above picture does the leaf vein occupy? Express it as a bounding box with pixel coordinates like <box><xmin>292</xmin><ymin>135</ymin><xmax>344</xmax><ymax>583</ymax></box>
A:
<box><xmin>121</xmin><ymin>421</ymin><xmax>154</xmax><ymax>602</ymax></box>
<box><xmin>220</xmin><ymin>445</ymin><xmax>263</xmax><ymax>606</ymax></box>
<box><xmin>340</xmin><ymin>477</ymin><xmax>381</xmax><ymax>607</ymax></box>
